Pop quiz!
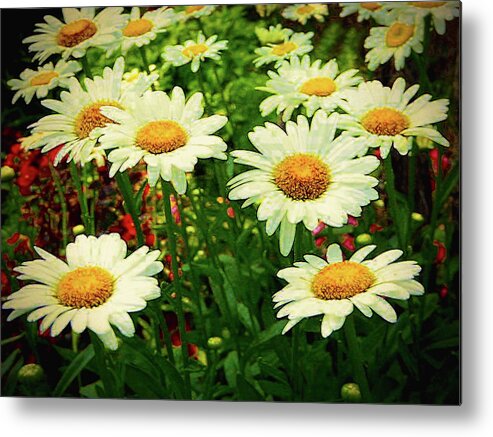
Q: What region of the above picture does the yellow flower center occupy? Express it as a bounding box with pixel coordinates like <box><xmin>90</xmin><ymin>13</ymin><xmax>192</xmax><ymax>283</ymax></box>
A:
<box><xmin>297</xmin><ymin>5</ymin><xmax>315</xmax><ymax>15</ymax></box>
<box><xmin>312</xmin><ymin>261</ymin><xmax>376</xmax><ymax>300</ymax></box>
<box><xmin>409</xmin><ymin>1</ymin><xmax>446</xmax><ymax>8</ymax></box>
<box><xmin>385</xmin><ymin>22</ymin><xmax>415</xmax><ymax>47</ymax></box>
<box><xmin>362</xmin><ymin>107</ymin><xmax>410</xmax><ymax>136</ymax></box>
<box><xmin>186</xmin><ymin>5</ymin><xmax>205</xmax><ymax>14</ymax></box>
<box><xmin>136</xmin><ymin>120</ymin><xmax>188</xmax><ymax>154</ymax></box>
<box><xmin>74</xmin><ymin>100</ymin><xmax>122</xmax><ymax>139</ymax></box>
<box><xmin>271</xmin><ymin>41</ymin><xmax>298</xmax><ymax>56</ymax></box>
<box><xmin>360</xmin><ymin>2</ymin><xmax>382</xmax><ymax>11</ymax></box>
<box><xmin>299</xmin><ymin>77</ymin><xmax>337</xmax><ymax>97</ymax></box>
<box><xmin>57</xmin><ymin>266</ymin><xmax>114</xmax><ymax>308</ymax></box>
<box><xmin>182</xmin><ymin>43</ymin><xmax>209</xmax><ymax>58</ymax></box>
<box><xmin>30</xmin><ymin>71</ymin><xmax>59</xmax><ymax>86</ymax></box>
<box><xmin>122</xmin><ymin>18</ymin><xmax>154</xmax><ymax>37</ymax></box>
<box><xmin>273</xmin><ymin>153</ymin><xmax>330</xmax><ymax>201</ymax></box>
<box><xmin>57</xmin><ymin>19</ymin><xmax>97</xmax><ymax>48</ymax></box>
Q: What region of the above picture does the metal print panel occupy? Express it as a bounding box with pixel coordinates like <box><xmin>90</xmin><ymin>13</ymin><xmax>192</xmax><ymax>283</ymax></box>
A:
<box><xmin>1</xmin><ymin>2</ymin><xmax>460</xmax><ymax>404</ymax></box>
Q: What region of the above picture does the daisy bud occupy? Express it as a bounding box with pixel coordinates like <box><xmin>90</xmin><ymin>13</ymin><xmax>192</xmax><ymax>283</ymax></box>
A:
<box><xmin>411</xmin><ymin>212</ymin><xmax>424</xmax><ymax>223</ymax></box>
<box><xmin>417</xmin><ymin>136</ymin><xmax>434</xmax><ymax>150</ymax></box>
<box><xmin>374</xmin><ymin>199</ymin><xmax>385</xmax><ymax>208</ymax></box>
<box><xmin>207</xmin><ymin>336</ymin><xmax>223</xmax><ymax>350</ymax></box>
<box><xmin>72</xmin><ymin>224</ymin><xmax>85</xmax><ymax>236</ymax></box>
<box><xmin>356</xmin><ymin>233</ymin><xmax>372</xmax><ymax>246</ymax></box>
<box><xmin>341</xmin><ymin>382</ymin><xmax>361</xmax><ymax>403</ymax></box>
<box><xmin>18</xmin><ymin>363</ymin><xmax>45</xmax><ymax>384</ymax></box>
<box><xmin>1</xmin><ymin>166</ymin><xmax>15</xmax><ymax>182</ymax></box>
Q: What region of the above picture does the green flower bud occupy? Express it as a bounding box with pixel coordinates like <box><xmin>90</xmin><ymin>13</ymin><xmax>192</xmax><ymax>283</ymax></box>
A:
<box><xmin>72</xmin><ymin>224</ymin><xmax>85</xmax><ymax>236</ymax></box>
<box><xmin>341</xmin><ymin>382</ymin><xmax>361</xmax><ymax>403</ymax></box>
<box><xmin>355</xmin><ymin>233</ymin><xmax>372</xmax><ymax>245</ymax></box>
<box><xmin>416</xmin><ymin>135</ymin><xmax>434</xmax><ymax>150</ymax></box>
<box><xmin>207</xmin><ymin>336</ymin><xmax>223</xmax><ymax>350</ymax></box>
<box><xmin>1</xmin><ymin>166</ymin><xmax>15</xmax><ymax>182</ymax></box>
<box><xmin>373</xmin><ymin>199</ymin><xmax>385</xmax><ymax>208</ymax></box>
<box><xmin>411</xmin><ymin>212</ymin><xmax>424</xmax><ymax>223</ymax></box>
<box><xmin>18</xmin><ymin>363</ymin><xmax>45</xmax><ymax>384</ymax></box>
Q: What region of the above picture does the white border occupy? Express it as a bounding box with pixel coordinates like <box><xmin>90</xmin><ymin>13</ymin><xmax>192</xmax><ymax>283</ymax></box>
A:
<box><xmin>2</xmin><ymin>0</ymin><xmax>493</xmax><ymax>435</ymax></box>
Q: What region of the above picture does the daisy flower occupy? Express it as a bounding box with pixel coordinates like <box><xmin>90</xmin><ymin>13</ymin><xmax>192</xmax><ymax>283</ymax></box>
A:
<box><xmin>258</xmin><ymin>55</ymin><xmax>362</xmax><ymax>122</ymax></box>
<box><xmin>23</xmin><ymin>7</ymin><xmax>126</xmax><ymax>63</ymax></box>
<box><xmin>391</xmin><ymin>1</ymin><xmax>460</xmax><ymax>35</ymax></box>
<box><xmin>228</xmin><ymin>111</ymin><xmax>379</xmax><ymax>256</ymax></box>
<box><xmin>273</xmin><ymin>243</ymin><xmax>424</xmax><ymax>337</ymax></box>
<box><xmin>282</xmin><ymin>4</ymin><xmax>329</xmax><ymax>25</ymax></box>
<box><xmin>177</xmin><ymin>5</ymin><xmax>217</xmax><ymax>21</ymax></box>
<box><xmin>27</xmin><ymin>57</ymin><xmax>157</xmax><ymax>166</ymax></box>
<box><xmin>117</xmin><ymin>6</ymin><xmax>176</xmax><ymax>54</ymax></box>
<box><xmin>339</xmin><ymin>2</ymin><xmax>392</xmax><ymax>22</ymax></box>
<box><xmin>162</xmin><ymin>32</ymin><xmax>228</xmax><ymax>73</ymax></box>
<box><xmin>255</xmin><ymin>24</ymin><xmax>293</xmax><ymax>45</ymax></box>
<box><xmin>365</xmin><ymin>15</ymin><xmax>424</xmax><ymax>71</ymax></box>
<box><xmin>253</xmin><ymin>31</ymin><xmax>314</xmax><ymax>68</ymax></box>
<box><xmin>7</xmin><ymin>60</ymin><xmax>81</xmax><ymax>104</ymax></box>
<box><xmin>3</xmin><ymin>234</ymin><xmax>163</xmax><ymax>350</ymax></box>
<box><xmin>338</xmin><ymin>77</ymin><xmax>449</xmax><ymax>158</ymax></box>
<box><xmin>98</xmin><ymin>87</ymin><xmax>228</xmax><ymax>194</ymax></box>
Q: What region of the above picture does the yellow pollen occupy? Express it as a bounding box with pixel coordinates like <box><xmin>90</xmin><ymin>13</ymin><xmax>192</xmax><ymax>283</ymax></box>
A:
<box><xmin>360</xmin><ymin>2</ymin><xmax>382</xmax><ymax>11</ymax></box>
<box><xmin>74</xmin><ymin>100</ymin><xmax>122</xmax><ymax>139</ymax></box>
<box><xmin>362</xmin><ymin>107</ymin><xmax>410</xmax><ymax>136</ymax></box>
<box><xmin>30</xmin><ymin>71</ymin><xmax>59</xmax><ymax>86</ymax></box>
<box><xmin>312</xmin><ymin>261</ymin><xmax>376</xmax><ymax>300</ymax></box>
<box><xmin>182</xmin><ymin>43</ymin><xmax>209</xmax><ymax>58</ymax></box>
<box><xmin>386</xmin><ymin>22</ymin><xmax>415</xmax><ymax>47</ymax></box>
<box><xmin>186</xmin><ymin>5</ymin><xmax>205</xmax><ymax>14</ymax></box>
<box><xmin>409</xmin><ymin>1</ymin><xmax>446</xmax><ymax>8</ymax></box>
<box><xmin>274</xmin><ymin>153</ymin><xmax>330</xmax><ymax>201</ymax></box>
<box><xmin>123</xmin><ymin>18</ymin><xmax>153</xmax><ymax>37</ymax></box>
<box><xmin>57</xmin><ymin>19</ymin><xmax>97</xmax><ymax>48</ymax></box>
<box><xmin>297</xmin><ymin>5</ymin><xmax>315</xmax><ymax>15</ymax></box>
<box><xmin>299</xmin><ymin>77</ymin><xmax>337</xmax><ymax>97</ymax></box>
<box><xmin>136</xmin><ymin>120</ymin><xmax>188</xmax><ymax>154</ymax></box>
<box><xmin>57</xmin><ymin>266</ymin><xmax>114</xmax><ymax>308</ymax></box>
<box><xmin>271</xmin><ymin>41</ymin><xmax>298</xmax><ymax>56</ymax></box>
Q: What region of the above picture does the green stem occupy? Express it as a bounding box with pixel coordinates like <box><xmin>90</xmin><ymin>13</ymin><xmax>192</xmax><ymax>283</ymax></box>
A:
<box><xmin>162</xmin><ymin>182</ymin><xmax>191</xmax><ymax>398</ymax></box>
<box><xmin>211</xmin><ymin>66</ymin><xmax>234</xmax><ymax>137</ymax></box>
<box><xmin>197</xmin><ymin>67</ymin><xmax>211</xmax><ymax>108</ymax></box>
<box><xmin>115</xmin><ymin>172</ymin><xmax>145</xmax><ymax>247</ymax></box>
<box><xmin>139</xmin><ymin>47</ymin><xmax>151</xmax><ymax>73</ymax></box>
<box><xmin>344</xmin><ymin>316</ymin><xmax>372</xmax><ymax>403</ymax></box>
<box><xmin>69</xmin><ymin>161</ymin><xmax>94</xmax><ymax>235</ymax></box>
<box><xmin>152</xmin><ymin>304</ymin><xmax>175</xmax><ymax>365</ymax></box>
<box><xmin>383</xmin><ymin>154</ymin><xmax>405</xmax><ymax>250</ymax></box>
<box><xmin>49</xmin><ymin>164</ymin><xmax>68</xmax><ymax>250</ymax></box>
<box><xmin>80</xmin><ymin>56</ymin><xmax>92</xmax><ymax>79</ymax></box>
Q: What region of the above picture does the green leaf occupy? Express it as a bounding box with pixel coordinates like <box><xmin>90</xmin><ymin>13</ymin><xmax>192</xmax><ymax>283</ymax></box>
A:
<box><xmin>224</xmin><ymin>351</ymin><xmax>240</xmax><ymax>388</ymax></box>
<box><xmin>1</xmin><ymin>349</ymin><xmax>20</xmax><ymax>378</ymax></box>
<box><xmin>236</xmin><ymin>374</ymin><xmax>263</xmax><ymax>401</ymax></box>
<box><xmin>53</xmin><ymin>344</ymin><xmax>95</xmax><ymax>397</ymax></box>
<box><xmin>258</xmin><ymin>379</ymin><xmax>292</xmax><ymax>399</ymax></box>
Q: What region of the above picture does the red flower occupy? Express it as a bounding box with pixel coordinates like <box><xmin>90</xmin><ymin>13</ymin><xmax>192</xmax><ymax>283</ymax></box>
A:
<box><xmin>341</xmin><ymin>234</ymin><xmax>355</xmax><ymax>252</ymax></box>
<box><xmin>226</xmin><ymin>206</ymin><xmax>235</xmax><ymax>219</ymax></box>
<box><xmin>439</xmin><ymin>285</ymin><xmax>448</xmax><ymax>299</ymax></box>
<box><xmin>433</xmin><ymin>240</ymin><xmax>447</xmax><ymax>264</ymax></box>
<box><xmin>373</xmin><ymin>148</ymin><xmax>382</xmax><ymax>160</ymax></box>
<box><xmin>312</xmin><ymin>221</ymin><xmax>326</xmax><ymax>236</ymax></box>
<box><xmin>315</xmin><ymin>236</ymin><xmax>327</xmax><ymax>247</ymax></box>
<box><xmin>1</xmin><ymin>271</ymin><xmax>11</xmax><ymax>296</ymax></box>
<box><xmin>6</xmin><ymin>233</ymin><xmax>33</xmax><ymax>256</ymax></box>
<box><xmin>164</xmin><ymin>312</ymin><xmax>198</xmax><ymax>359</ymax></box>
<box><xmin>369</xmin><ymin>223</ymin><xmax>384</xmax><ymax>234</ymax></box>
<box><xmin>347</xmin><ymin>216</ymin><xmax>359</xmax><ymax>227</ymax></box>
<box><xmin>429</xmin><ymin>148</ymin><xmax>452</xmax><ymax>176</ymax></box>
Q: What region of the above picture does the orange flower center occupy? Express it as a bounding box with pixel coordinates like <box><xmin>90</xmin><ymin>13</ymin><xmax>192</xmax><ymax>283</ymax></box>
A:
<box><xmin>299</xmin><ymin>77</ymin><xmax>337</xmax><ymax>97</ymax></box>
<box><xmin>360</xmin><ymin>2</ymin><xmax>382</xmax><ymax>11</ymax></box>
<box><xmin>312</xmin><ymin>261</ymin><xmax>376</xmax><ymax>300</ymax></box>
<box><xmin>123</xmin><ymin>18</ymin><xmax>154</xmax><ymax>37</ymax></box>
<box><xmin>30</xmin><ymin>71</ymin><xmax>59</xmax><ymax>86</ymax></box>
<box><xmin>182</xmin><ymin>43</ymin><xmax>209</xmax><ymax>58</ymax></box>
<box><xmin>74</xmin><ymin>100</ymin><xmax>122</xmax><ymax>139</ymax></box>
<box><xmin>362</xmin><ymin>107</ymin><xmax>410</xmax><ymax>136</ymax></box>
<box><xmin>297</xmin><ymin>5</ymin><xmax>315</xmax><ymax>15</ymax></box>
<box><xmin>57</xmin><ymin>19</ymin><xmax>97</xmax><ymax>48</ymax></box>
<box><xmin>385</xmin><ymin>22</ymin><xmax>415</xmax><ymax>47</ymax></box>
<box><xmin>409</xmin><ymin>1</ymin><xmax>446</xmax><ymax>8</ymax></box>
<box><xmin>57</xmin><ymin>266</ymin><xmax>114</xmax><ymax>308</ymax></box>
<box><xmin>274</xmin><ymin>153</ymin><xmax>330</xmax><ymax>201</ymax></box>
<box><xmin>136</xmin><ymin>120</ymin><xmax>188</xmax><ymax>154</ymax></box>
<box><xmin>271</xmin><ymin>41</ymin><xmax>298</xmax><ymax>56</ymax></box>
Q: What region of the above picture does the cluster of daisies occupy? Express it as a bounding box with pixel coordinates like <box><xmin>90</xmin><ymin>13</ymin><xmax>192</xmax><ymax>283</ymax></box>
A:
<box><xmin>3</xmin><ymin>3</ymin><xmax>456</xmax><ymax>348</ymax></box>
